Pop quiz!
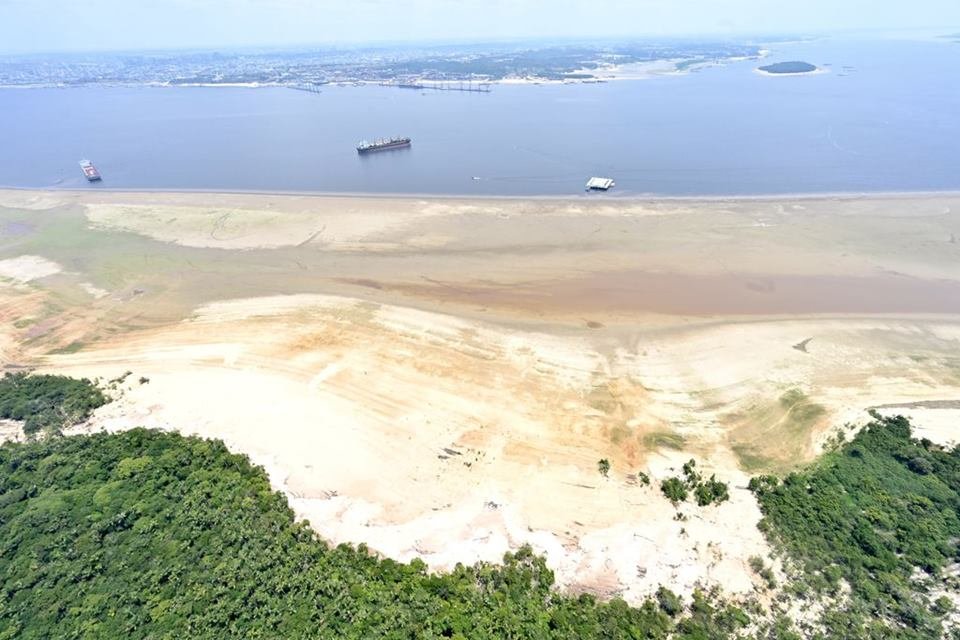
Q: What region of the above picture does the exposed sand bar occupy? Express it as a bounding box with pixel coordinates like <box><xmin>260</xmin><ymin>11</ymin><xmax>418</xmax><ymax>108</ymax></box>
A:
<box><xmin>4</xmin><ymin>188</ymin><xmax>959</xmax><ymax>320</ymax></box>
<box><xmin>2</xmin><ymin>188</ymin><xmax>960</xmax><ymax>603</ymax></box>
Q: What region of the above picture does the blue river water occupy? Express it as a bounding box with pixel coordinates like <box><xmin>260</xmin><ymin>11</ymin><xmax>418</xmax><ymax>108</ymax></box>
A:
<box><xmin>1</xmin><ymin>37</ymin><xmax>959</xmax><ymax>197</ymax></box>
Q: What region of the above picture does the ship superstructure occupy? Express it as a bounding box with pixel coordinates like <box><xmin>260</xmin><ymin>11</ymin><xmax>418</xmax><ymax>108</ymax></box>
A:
<box><xmin>357</xmin><ymin>137</ymin><xmax>411</xmax><ymax>153</ymax></box>
<box><xmin>79</xmin><ymin>159</ymin><xmax>102</xmax><ymax>182</ymax></box>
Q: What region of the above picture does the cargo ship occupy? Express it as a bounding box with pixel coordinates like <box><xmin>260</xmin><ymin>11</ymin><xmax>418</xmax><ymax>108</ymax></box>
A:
<box><xmin>79</xmin><ymin>159</ymin><xmax>102</xmax><ymax>182</ymax></box>
<box><xmin>357</xmin><ymin>137</ymin><xmax>411</xmax><ymax>154</ymax></box>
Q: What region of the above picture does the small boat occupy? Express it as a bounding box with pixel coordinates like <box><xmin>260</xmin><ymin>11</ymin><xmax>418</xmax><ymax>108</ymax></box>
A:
<box><xmin>79</xmin><ymin>159</ymin><xmax>102</xmax><ymax>182</ymax></box>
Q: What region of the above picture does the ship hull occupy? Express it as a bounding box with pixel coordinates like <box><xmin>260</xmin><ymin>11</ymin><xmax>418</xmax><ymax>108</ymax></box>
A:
<box><xmin>79</xmin><ymin>160</ymin><xmax>102</xmax><ymax>182</ymax></box>
<box><xmin>357</xmin><ymin>140</ymin><xmax>411</xmax><ymax>154</ymax></box>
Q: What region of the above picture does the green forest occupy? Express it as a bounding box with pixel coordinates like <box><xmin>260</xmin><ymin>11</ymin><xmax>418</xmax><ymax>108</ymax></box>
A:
<box><xmin>0</xmin><ymin>374</ymin><xmax>957</xmax><ymax>639</ymax></box>
<box><xmin>751</xmin><ymin>413</ymin><xmax>960</xmax><ymax>639</ymax></box>
<box><xmin>0</xmin><ymin>372</ymin><xmax>108</xmax><ymax>436</ymax></box>
<box><xmin>0</xmin><ymin>428</ymin><xmax>754</xmax><ymax>639</ymax></box>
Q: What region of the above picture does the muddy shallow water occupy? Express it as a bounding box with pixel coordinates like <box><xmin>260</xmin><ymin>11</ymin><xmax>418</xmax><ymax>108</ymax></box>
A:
<box><xmin>389</xmin><ymin>270</ymin><xmax>960</xmax><ymax>317</ymax></box>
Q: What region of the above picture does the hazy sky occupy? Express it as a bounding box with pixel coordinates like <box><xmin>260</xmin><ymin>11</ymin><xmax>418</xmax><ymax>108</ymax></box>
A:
<box><xmin>1</xmin><ymin>0</ymin><xmax>959</xmax><ymax>54</ymax></box>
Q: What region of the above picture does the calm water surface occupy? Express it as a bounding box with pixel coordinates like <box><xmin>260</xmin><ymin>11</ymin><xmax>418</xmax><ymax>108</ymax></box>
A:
<box><xmin>2</xmin><ymin>38</ymin><xmax>959</xmax><ymax>196</ymax></box>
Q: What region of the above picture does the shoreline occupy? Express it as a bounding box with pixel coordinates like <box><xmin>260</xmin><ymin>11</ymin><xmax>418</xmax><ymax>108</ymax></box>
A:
<box><xmin>0</xmin><ymin>53</ymin><xmax>751</xmax><ymax>90</ymax></box>
<box><xmin>4</xmin><ymin>185</ymin><xmax>960</xmax><ymax>205</ymax></box>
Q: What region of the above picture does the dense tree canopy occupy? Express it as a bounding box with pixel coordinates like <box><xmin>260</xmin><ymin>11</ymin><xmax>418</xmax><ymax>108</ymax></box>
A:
<box><xmin>0</xmin><ymin>372</ymin><xmax>108</xmax><ymax>435</ymax></box>
<box><xmin>752</xmin><ymin>414</ymin><xmax>960</xmax><ymax>639</ymax></box>
<box><xmin>0</xmin><ymin>429</ymin><xmax>756</xmax><ymax>639</ymax></box>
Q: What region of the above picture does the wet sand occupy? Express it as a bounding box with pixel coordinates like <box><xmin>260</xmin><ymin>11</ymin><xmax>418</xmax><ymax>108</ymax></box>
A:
<box><xmin>373</xmin><ymin>271</ymin><xmax>960</xmax><ymax>317</ymax></box>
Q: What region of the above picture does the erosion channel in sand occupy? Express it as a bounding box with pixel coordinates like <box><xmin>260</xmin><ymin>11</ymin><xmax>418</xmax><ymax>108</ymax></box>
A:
<box><xmin>2</xmin><ymin>189</ymin><xmax>960</xmax><ymax>603</ymax></box>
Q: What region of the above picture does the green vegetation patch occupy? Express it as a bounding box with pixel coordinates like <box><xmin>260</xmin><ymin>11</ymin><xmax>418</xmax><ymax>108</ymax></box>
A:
<box><xmin>694</xmin><ymin>476</ymin><xmax>730</xmax><ymax>507</ymax></box>
<box><xmin>0</xmin><ymin>428</ymin><xmax>756</xmax><ymax>639</ymax></box>
<box><xmin>731</xmin><ymin>444</ymin><xmax>774</xmax><ymax>473</ymax></box>
<box><xmin>758</xmin><ymin>61</ymin><xmax>817</xmax><ymax>74</ymax></box>
<box><xmin>49</xmin><ymin>340</ymin><xmax>87</xmax><ymax>355</ymax></box>
<box><xmin>751</xmin><ymin>414</ymin><xmax>960</xmax><ymax>639</ymax></box>
<box><xmin>778</xmin><ymin>389</ymin><xmax>826</xmax><ymax>430</ymax></box>
<box><xmin>660</xmin><ymin>459</ymin><xmax>730</xmax><ymax>507</ymax></box>
<box><xmin>0</xmin><ymin>371</ymin><xmax>109</xmax><ymax>436</ymax></box>
<box><xmin>597</xmin><ymin>458</ymin><xmax>611</xmax><ymax>477</ymax></box>
<box><xmin>661</xmin><ymin>476</ymin><xmax>689</xmax><ymax>504</ymax></box>
<box><xmin>728</xmin><ymin>389</ymin><xmax>827</xmax><ymax>474</ymax></box>
<box><xmin>643</xmin><ymin>430</ymin><xmax>686</xmax><ymax>451</ymax></box>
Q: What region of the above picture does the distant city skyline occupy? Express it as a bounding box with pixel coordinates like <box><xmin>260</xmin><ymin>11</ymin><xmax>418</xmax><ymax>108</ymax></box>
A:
<box><xmin>1</xmin><ymin>0</ymin><xmax>959</xmax><ymax>54</ymax></box>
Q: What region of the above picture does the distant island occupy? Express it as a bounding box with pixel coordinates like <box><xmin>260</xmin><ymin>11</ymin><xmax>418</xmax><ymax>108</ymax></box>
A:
<box><xmin>757</xmin><ymin>60</ymin><xmax>818</xmax><ymax>75</ymax></box>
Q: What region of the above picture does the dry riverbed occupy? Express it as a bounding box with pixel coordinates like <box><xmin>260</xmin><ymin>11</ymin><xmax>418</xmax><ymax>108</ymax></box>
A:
<box><xmin>2</xmin><ymin>188</ymin><xmax>959</xmax><ymax>603</ymax></box>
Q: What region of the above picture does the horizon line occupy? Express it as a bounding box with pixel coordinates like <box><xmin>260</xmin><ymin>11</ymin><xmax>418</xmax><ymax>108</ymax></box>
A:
<box><xmin>1</xmin><ymin>26</ymin><xmax>957</xmax><ymax>57</ymax></box>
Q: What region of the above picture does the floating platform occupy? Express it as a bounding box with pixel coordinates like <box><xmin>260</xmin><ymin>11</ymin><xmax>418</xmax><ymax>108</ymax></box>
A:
<box><xmin>586</xmin><ymin>177</ymin><xmax>614</xmax><ymax>191</ymax></box>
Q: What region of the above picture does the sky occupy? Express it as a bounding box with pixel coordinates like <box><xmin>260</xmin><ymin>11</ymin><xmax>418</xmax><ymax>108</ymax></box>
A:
<box><xmin>1</xmin><ymin>0</ymin><xmax>959</xmax><ymax>54</ymax></box>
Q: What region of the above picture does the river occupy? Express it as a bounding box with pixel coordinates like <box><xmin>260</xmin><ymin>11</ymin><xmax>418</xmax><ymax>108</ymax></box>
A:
<box><xmin>2</xmin><ymin>37</ymin><xmax>959</xmax><ymax>197</ymax></box>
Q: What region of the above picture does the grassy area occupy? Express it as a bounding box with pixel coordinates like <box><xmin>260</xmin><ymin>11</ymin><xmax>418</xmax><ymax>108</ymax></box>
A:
<box><xmin>731</xmin><ymin>444</ymin><xmax>775</xmax><ymax>474</ymax></box>
<box><xmin>729</xmin><ymin>389</ymin><xmax>827</xmax><ymax>473</ymax></box>
<box><xmin>643</xmin><ymin>431</ymin><xmax>687</xmax><ymax>451</ymax></box>
<box><xmin>49</xmin><ymin>341</ymin><xmax>87</xmax><ymax>355</ymax></box>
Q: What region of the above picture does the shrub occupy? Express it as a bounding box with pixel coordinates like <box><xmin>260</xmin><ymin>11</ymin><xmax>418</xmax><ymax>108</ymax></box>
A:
<box><xmin>694</xmin><ymin>475</ymin><xmax>730</xmax><ymax>506</ymax></box>
<box><xmin>661</xmin><ymin>477</ymin><xmax>688</xmax><ymax>504</ymax></box>
<box><xmin>932</xmin><ymin>596</ymin><xmax>953</xmax><ymax>616</ymax></box>
<box><xmin>906</xmin><ymin>456</ymin><xmax>934</xmax><ymax>475</ymax></box>
<box><xmin>656</xmin><ymin>586</ymin><xmax>683</xmax><ymax>616</ymax></box>
<box><xmin>682</xmin><ymin>458</ymin><xmax>701</xmax><ymax>484</ymax></box>
<box><xmin>748</xmin><ymin>556</ymin><xmax>777</xmax><ymax>590</ymax></box>
<box><xmin>748</xmin><ymin>475</ymin><xmax>779</xmax><ymax>495</ymax></box>
<box><xmin>597</xmin><ymin>458</ymin><xmax>611</xmax><ymax>477</ymax></box>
